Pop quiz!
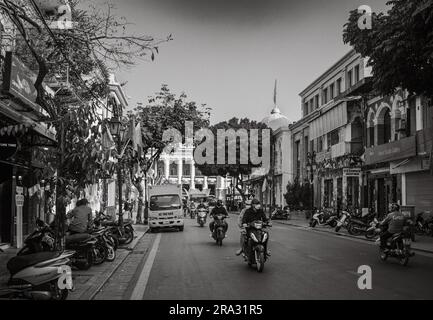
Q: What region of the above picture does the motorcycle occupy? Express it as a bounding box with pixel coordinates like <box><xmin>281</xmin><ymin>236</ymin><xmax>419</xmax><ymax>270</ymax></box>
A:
<box><xmin>212</xmin><ymin>214</ymin><xmax>227</xmax><ymax>246</ymax></box>
<box><xmin>90</xmin><ymin>227</ymin><xmax>116</xmax><ymax>262</ymax></box>
<box><xmin>197</xmin><ymin>208</ymin><xmax>208</xmax><ymax>227</ymax></box>
<box><xmin>96</xmin><ymin>212</ymin><xmax>134</xmax><ymax>245</ymax></box>
<box><xmin>17</xmin><ymin>219</ymin><xmax>56</xmax><ymax>256</ymax></box>
<box><xmin>414</xmin><ymin>212</ymin><xmax>433</xmax><ymax>236</ymax></box>
<box><xmin>242</xmin><ymin>220</ymin><xmax>271</xmax><ymax>273</ymax></box>
<box><xmin>310</xmin><ymin>210</ymin><xmax>338</xmax><ymax>228</ymax></box>
<box><xmin>335</xmin><ymin>211</ymin><xmax>351</xmax><ymax>233</ymax></box>
<box><xmin>271</xmin><ymin>208</ymin><xmax>291</xmax><ymax>221</ymax></box>
<box><xmin>347</xmin><ymin>213</ymin><xmax>375</xmax><ymax>236</ymax></box>
<box><xmin>190</xmin><ymin>204</ymin><xmax>197</xmax><ymax>219</ymax></box>
<box><xmin>365</xmin><ymin>218</ymin><xmax>380</xmax><ymax>240</ymax></box>
<box><xmin>377</xmin><ymin>225</ymin><xmax>415</xmax><ymax>266</ymax></box>
<box><xmin>0</xmin><ymin>251</ymin><xmax>75</xmax><ymax>300</ymax></box>
<box><xmin>65</xmin><ymin>233</ymin><xmax>102</xmax><ymax>269</ymax></box>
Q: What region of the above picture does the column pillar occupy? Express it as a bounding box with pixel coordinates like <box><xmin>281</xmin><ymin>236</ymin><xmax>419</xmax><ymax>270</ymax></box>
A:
<box><xmin>203</xmin><ymin>176</ymin><xmax>208</xmax><ymax>190</ymax></box>
<box><xmin>164</xmin><ymin>158</ymin><xmax>170</xmax><ymax>180</ymax></box>
<box><xmin>190</xmin><ymin>161</ymin><xmax>196</xmax><ymax>190</ymax></box>
<box><xmin>177</xmin><ymin>158</ymin><xmax>183</xmax><ymax>185</ymax></box>
<box><xmin>401</xmin><ymin>173</ymin><xmax>407</xmax><ymax>205</ymax></box>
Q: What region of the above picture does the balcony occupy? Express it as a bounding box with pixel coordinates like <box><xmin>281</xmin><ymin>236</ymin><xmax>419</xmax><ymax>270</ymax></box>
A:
<box><xmin>331</xmin><ymin>141</ymin><xmax>364</xmax><ymax>159</ymax></box>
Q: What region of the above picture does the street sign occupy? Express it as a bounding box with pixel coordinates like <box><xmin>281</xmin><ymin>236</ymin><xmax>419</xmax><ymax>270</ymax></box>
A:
<box><xmin>15</xmin><ymin>195</ymin><xmax>25</xmax><ymax>207</ymax></box>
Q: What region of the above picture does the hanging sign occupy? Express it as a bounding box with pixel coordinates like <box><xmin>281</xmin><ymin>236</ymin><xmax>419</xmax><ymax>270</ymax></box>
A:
<box><xmin>0</xmin><ymin>135</ymin><xmax>18</xmax><ymax>160</ymax></box>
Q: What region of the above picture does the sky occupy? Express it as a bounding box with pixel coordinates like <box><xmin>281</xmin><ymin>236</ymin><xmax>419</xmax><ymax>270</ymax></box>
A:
<box><xmin>88</xmin><ymin>0</ymin><xmax>389</xmax><ymax>124</ymax></box>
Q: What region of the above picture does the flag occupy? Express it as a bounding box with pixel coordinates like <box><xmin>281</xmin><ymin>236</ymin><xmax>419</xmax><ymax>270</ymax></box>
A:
<box><xmin>132</xmin><ymin>121</ymin><xmax>143</xmax><ymax>158</ymax></box>
<box><xmin>262</xmin><ymin>178</ymin><xmax>268</xmax><ymax>193</ymax></box>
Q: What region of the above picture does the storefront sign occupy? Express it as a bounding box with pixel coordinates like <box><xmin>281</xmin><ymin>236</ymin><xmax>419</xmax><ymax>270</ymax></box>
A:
<box><xmin>343</xmin><ymin>168</ymin><xmax>361</xmax><ymax>177</ymax></box>
<box><xmin>365</xmin><ymin>136</ymin><xmax>417</xmax><ymax>165</ymax></box>
<box><xmin>2</xmin><ymin>52</ymin><xmax>48</xmax><ymax>116</ymax></box>
<box><xmin>0</xmin><ymin>135</ymin><xmax>18</xmax><ymax>160</ymax></box>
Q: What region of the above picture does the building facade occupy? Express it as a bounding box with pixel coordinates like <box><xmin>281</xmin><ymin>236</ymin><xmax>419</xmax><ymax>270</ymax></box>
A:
<box><xmin>294</xmin><ymin>49</ymin><xmax>371</xmax><ymax>212</ymax></box>
<box><xmin>363</xmin><ymin>90</ymin><xmax>433</xmax><ymax>218</ymax></box>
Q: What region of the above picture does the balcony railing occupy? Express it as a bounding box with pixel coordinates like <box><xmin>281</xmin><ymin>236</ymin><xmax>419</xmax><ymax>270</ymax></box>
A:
<box><xmin>331</xmin><ymin>141</ymin><xmax>364</xmax><ymax>158</ymax></box>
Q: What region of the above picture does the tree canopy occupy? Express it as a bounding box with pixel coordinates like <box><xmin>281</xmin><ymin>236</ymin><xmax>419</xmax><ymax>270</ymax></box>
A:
<box><xmin>343</xmin><ymin>0</ymin><xmax>433</xmax><ymax>98</ymax></box>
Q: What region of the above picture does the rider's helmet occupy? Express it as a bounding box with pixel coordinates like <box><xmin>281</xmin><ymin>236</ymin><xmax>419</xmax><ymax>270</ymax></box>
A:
<box><xmin>216</xmin><ymin>199</ymin><xmax>223</xmax><ymax>207</ymax></box>
<box><xmin>251</xmin><ymin>199</ymin><xmax>261</xmax><ymax>210</ymax></box>
<box><xmin>389</xmin><ymin>203</ymin><xmax>400</xmax><ymax>213</ymax></box>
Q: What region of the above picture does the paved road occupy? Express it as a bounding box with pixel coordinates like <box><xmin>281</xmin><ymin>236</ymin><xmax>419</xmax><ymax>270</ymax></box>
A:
<box><xmin>130</xmin><ymin>214</ymin><xmax>433</xmax><ymax>300</ymax></box>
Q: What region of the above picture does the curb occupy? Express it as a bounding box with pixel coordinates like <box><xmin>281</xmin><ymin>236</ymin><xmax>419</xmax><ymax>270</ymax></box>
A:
<box><xmin>274</xmin><ymin>220</ymin><xmax>433</xmax><ymax>255</ymax></box>
<box><xmin>87</xmin><ymin>226</ymin><xmax>150</xmax><ymax>300</ymax></box>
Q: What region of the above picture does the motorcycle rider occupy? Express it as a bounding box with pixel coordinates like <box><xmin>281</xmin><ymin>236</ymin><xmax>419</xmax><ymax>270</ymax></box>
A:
<box><xmin>66</xmin><ymin>198</ymin><xmax>93</xmax><ymax>234</ymax></box>
<box><xmin>209</xmin><ymin>199</ymin><xmax>229</xmax><ymax>237</ymax></box>
<box><xmin>236</xmin><ymin>199</ymin><xmax>252</xmax><ymax>256</ymax></box>
<box><xmin>379</xmin><ymin>203</ymin><xmax>408</xmax><ymax>250</ymax></box>
<box><xmin>241</xmin><ymin>199</ymin><xmax>271</xmax><ymax>256</ymax></box>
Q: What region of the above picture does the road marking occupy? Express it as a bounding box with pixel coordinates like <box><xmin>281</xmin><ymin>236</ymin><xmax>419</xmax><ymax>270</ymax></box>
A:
<box><xmin>130</xmin><ymin>233</ymin><xmax>161</xmax><ymax>300</ymax></box>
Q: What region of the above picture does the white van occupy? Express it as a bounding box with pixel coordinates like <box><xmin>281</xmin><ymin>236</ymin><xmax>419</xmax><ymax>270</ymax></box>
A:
<box><xmin>148</xmin><ymin>184</ymin><xmax>184</xmax><ymax>232</ymax></box>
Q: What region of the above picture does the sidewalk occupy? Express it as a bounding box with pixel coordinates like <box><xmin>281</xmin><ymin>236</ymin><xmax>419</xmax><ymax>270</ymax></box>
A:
<box><xmin>0</xmin><ymin>224</ymin><xmax>149</xmax><ymax>300</ymax></box>
<box><xmin>275</xmin><ymin>212</ymin><xmax>433</xmax><ymax>254</ymax></box>
<box><xmin>69</xmin><ymin>224</ymin><xmax>149</xmax><ymax>300</ymax></box>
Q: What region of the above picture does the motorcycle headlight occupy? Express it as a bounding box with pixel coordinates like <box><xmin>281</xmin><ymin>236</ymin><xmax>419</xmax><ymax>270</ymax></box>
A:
<box><xmin>250</xmin><ymin>233</ymin><xmax>259</xmax><ymax>243</ymax></box>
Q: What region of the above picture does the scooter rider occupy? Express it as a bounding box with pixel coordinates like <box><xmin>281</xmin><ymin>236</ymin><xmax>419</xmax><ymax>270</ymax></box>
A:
<box><xmin>380</xmin><ymin>203</ymin><xmax>408</xmax><ymax>250</ymax></box>
<box><xmin>236</xmin><ymin>199</ymin><xmax>252</xmax><ymax>256</ymax></box>
<box><xmin>241</xmin><ymin>199</ymin><xmax>271</xmax><ymax>256</ymax></box>
<box><xmin>209</xmin><ymin>200</ymin><xmax>229</xmax><ymax>237</ymax></box>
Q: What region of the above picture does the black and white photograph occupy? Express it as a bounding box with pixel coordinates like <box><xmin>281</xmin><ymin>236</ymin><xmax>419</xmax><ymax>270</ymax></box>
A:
<box><xmin>0</xmin><ymin>0</ymin><xmax>432</xmax><ymax>306</ymax></box>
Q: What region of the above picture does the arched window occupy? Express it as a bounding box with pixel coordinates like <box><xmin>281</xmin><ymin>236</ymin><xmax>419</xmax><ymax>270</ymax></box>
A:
<box><xmin>367</xmin><ymin>111</ymin><xmax>375</xmax><ymax>147</ymax></box>
<box><xmin>383</xmin><ymin>109</ymin><xmax>392</xmax><ymax>144</ymax></box>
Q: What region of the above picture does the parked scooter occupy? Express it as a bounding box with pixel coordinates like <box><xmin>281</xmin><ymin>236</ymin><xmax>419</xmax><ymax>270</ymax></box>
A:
<box><xmin>65</xmin><ymin>233</ymin><xmax>101</xmax><ymax>269</ymax></box>
<box><xmin>197</xmin><ymin>208</ymin><xmax>208</xmax><ymax>227</ymax></box>
<box><xmin>89</xmin><ymin>227</ymin><xmax>116</xmax><ymax>262</ymax></box>
<box><xmin>335</xmin><ymin>210</ymin><xmax>351</xmax><ymax>233</ymax></box>
<box><xmin>17</xmin><ymin>219</ymin><xmax>55</xmax><ymax>256</ymax></box>
<box><xmin>241</xmin><ymin>220</ymin><xmax>272</xmax><ymax>273</ymax></box>
<box><xmin>347</xmin><ymin>212</ymin><xmax>376</xmax><ymax>236</ymax></box>
<box><xmin>96</xmin><ymin>212</ymin><xmax>134</xmax><ymax>245</ymax></box>
<box><xmin>365</xmin><ymin>218</ymin><xmax>380</xmax><ymax>240</ymax></box>
<box><xmin>271</xmin><ymin>207</ymin><xmax>291</xmax><ymax>221</ymax></box>
<box><xmin>377</xmin><ymin>225</ymin><xmax>415</xmax><ymax>266</ymax></box>
<box><xmin>212</xmin><ymin>214</ymin><xmax>228</xmax><ymax>246</ymax></box>
<box><xmin>310</xmin><ymin>210</ymin><xmax>338</xmax><ymax>228</ymax></box>
<box><xmin>414</xmin><ymin>212</ymin><xmax>433</xmax><ymax>236</ymax></box>
<box><xmin>0</xmin><ymin>251</ymin><xmax>75</xmax><ymax>300</ymax></box>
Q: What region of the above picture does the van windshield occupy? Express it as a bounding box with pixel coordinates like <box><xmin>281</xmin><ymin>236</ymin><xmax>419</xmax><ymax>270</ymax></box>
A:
<box><xmin>150</xmin><ymin>195</ymin><xmax>181</xmax><ymax>211</ymax></box>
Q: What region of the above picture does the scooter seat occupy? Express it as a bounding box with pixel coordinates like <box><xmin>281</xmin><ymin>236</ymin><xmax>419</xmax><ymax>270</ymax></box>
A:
<box><xmin>7</xmin><ymin>252</ymin><xmax>62</xmax><ymax>275</ymax></box>
<box><xmin>66</xmin><ymin>233</ymin><xmax>93</xmax><ymax>244</ymax></box>
<box><xmin>101</xmin><ymin>221</ymin><xmax>117</xmax><ymax>227</ymax></box>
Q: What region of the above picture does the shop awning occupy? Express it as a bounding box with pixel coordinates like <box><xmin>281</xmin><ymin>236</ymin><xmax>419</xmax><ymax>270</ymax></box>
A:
<box><xmin>309</xmin><ymin>101</ymin><xmax>348</xmax><ymax>141</ymax></box>
<box><xmin>0</xmin><ymin>100</ymin><xmax>57</xmax><ymax>144</ymax></box>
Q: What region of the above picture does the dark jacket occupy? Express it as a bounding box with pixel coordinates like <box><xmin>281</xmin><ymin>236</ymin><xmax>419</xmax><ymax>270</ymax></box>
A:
<box><xmin>242</xmin><ymin>207</ymin><xmax>269</xmax><ymax>225</ymax></box>
<box><xmin>210</xmin><ymin>206</ymin><xmax>228</xmax><ymax>218</ymax></box>
<box><xmin>67</xmin><ymin>205</ymin><xmax>92</xmax><ymax>233</ymax></box>
<box><xmin>381</xmin><ymin>211</ymin><xmax>407</xmax><ymax>234</ymax></box>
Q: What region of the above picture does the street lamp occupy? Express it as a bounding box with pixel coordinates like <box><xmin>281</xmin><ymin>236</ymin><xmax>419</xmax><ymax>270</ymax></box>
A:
<box><xmin>307</xmin><ymin>151</ymin><xmax>317</xmax><ymax>216</ymax></box>
<box><xmin>108</xmin><ymin>117</ymin><xmax>124</xmax><ymax>228</ymax></box>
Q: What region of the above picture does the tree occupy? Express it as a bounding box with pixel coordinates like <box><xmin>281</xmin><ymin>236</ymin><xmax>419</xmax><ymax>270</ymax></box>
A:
<box><xmin>123</xmin><ymin>85</ymin><xmax>211</xmax><ymax>223</ymax></box>
<box><xmin>0</xmin><ymin>0</ymin><xmax>171</xmax><ymax>246</ymax></box>
<box><xmin>196</xmin><ymin>118</ymin><xmax>269</xmax><ymax>201</ymax></box>
<box><xmin>343</xmin><ymin>0</ymin><xmax>433</xmax><ymax>98</ymax></box>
